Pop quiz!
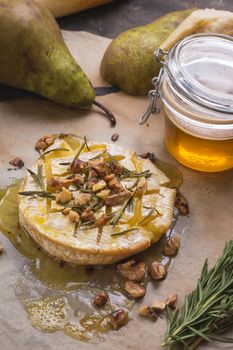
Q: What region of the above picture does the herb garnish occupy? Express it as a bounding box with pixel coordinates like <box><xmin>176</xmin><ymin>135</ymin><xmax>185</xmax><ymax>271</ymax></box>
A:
<box><xmin>137</xmin><ymin>207</ymin><xmax>161</xmax><ymax>226</ymax></box>
<box><xmin>19</xmin><ymin>190</ymin><xmax>55</xmax><ymax>199</ymax></box>
<box><xmin>162</xmin><ymin>241</ymin><xmax>233</xmax><ymax>349</ymax></box>
<box><xmin>111</xmin><ymin>191</ymin><xmax>136</xmax><ymax>227</ymax></box>
<box><xmin>38</xmin><ymin>148</ymin><xmax>69</xmax><ymax>160</ymax></box>
<box><xmin>111</xmin><ymin>227</ymin><xmax>138</xmax><ymax>237</ymax></box>
<box><xmin>27</xmin><ymin>164</ymin><xmax>45</xmax><ymax>190</ymax></box>
<box><xmin>72</xmin><ymin>136</ymin><xmax>89</xmax><ymax>162</ymax></box>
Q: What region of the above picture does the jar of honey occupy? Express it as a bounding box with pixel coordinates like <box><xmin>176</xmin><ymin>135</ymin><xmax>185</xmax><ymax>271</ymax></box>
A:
<box><xmin>141</xmin><ymin>34</ymin><xmax>233</xmax><ymax>172</ymax></box>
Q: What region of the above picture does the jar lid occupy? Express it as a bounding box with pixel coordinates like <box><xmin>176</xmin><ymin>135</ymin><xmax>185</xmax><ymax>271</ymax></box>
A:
<box><xmin>166</xmin><ymin>34</ymin><xmax>233</xmax><ymax>116</ymax></box>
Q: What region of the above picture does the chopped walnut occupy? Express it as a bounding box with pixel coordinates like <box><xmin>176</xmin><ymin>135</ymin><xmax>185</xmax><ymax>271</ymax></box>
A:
<box><xmin>149</xmin><ymin>261</ymin><xmax>166</xmax><ymax>280</ymax></box>
<box><xmin>94</xmin><ymin>214</ymin><xmax>109</xmax><ymax>227</ymax></box>
<box><xmin>175</xmin><ymin>190</ymin><xmax>189</xmax><ymax>216</ymax></box>
<box><xmin>96</xmin><ymin>189</ymin><xmax>110</xmax><ymax>200</ymax></box>
<box><xmin>92</xmin><ymin>180</ymin><xmax>107</xmax><ymax>192</ymax></box>
<box><xmin>111</xmin><ymin>133</ymin><xmax>119</xmax><ymax>142</ymax></box>
<box><xmin>62</xmin><ymin>208</ymin><xmax>71</xmax><ymax>216</ymax></box>
<box><xmin>9</xmin><ymin>157</ymin><xmax>24</xmax><ymax>169</ymax></box>
<box><xmin>109</xmin><ymin>309</ymin><xmax>128</xmax><ymax>330</ymax></box>
<box><xmin>140</xmin><ymin>152</ymin><xmax>156</xmax><ymax>162</ymax></box>
<box><xmin>136</xmin><ymin>177</ymin><xmax>147</xmax><ymax>196</ymax></box>
<box><xmin>108</xmin><ymin>177</ymin><xmax>124</xmax><ymax>193</ymax></box>
<box><xmin>88</xmin><ymin>158</ymin><xmax>110</xmax><ymax>176</ymax></box>
<box><xmin>56</xmin><ymin>187</ymin><xmax>72</xmax><ymax>204</ymax></box>
<box><xmin>35</xmin><ymin>134</ymin><xmax>55</xmax><ymax>152</ymax></box>
<box><xmin>69</xmin><ymin>210</ymin><xmax>80</xmax><ymax>224</ymax></box>
<box><xmin>48</xmin><ymin>177</ymin><xmax>72</xmax><ymax>190</ymax></box>
<box><xmin>138</xmin><ymin>305</ymin><xmax>159</xmax><ymax>320</ymax></box>
<box><xmin>74</xmin><ymin>193</ymin><xmax>92</xmax><ymax>207</ymax></box>
<box><xmin>110</xmin><ymin>161</ymin><xmax>123</xmax><ymax>175</ymax></box>
<box><xmin>124</xmin><ymin>280</ymin><xmax>145</xmax><ymax>299</ymax></box>
<box><xmin>164</xmin><ymin>235</ymin><xmax>181</xmax><ymax>256</ymax></box>
<box><xmin>117</xmin><ymin>260</ymin><xmax>146</xmax><ymax>281</ymax></box>
<box><xmin>151</xmin><ymin>301</ymin><xmax>166</xmax><ymax>312</ymax></box>
<box><xmin>93</xmin><ymin>291</ymin><xmax>108</xmax><ymax>307</ymax></box>
<box><xmin>69</xmin><ymin>159</ymin><xmax>86</xmax><ymax>174</ymax></box>
<box><xmin>72</xmin><ymin>174</ymin><xmax>85</xmax><ymax>186</ymax></box>
<box><xmin>166</xmin><ymin>294</ymin><xmax>178</xmax><ymax>309</ymax></box>
<box><xmin>105</xmin><ymin>190</ymin><xmax>131</xmax><ymax>207</ymax></box>
<box><xmin>0</xmin><ymin>244</ymin><xmax>4</xmax><ymax>254</ymax></box>
<box><xmin>104</xmin><ymin>173</ymin><xmax>115</xmax><ymax>183</ymax></box>
<box><xmin>81</xmin><ymin>207</ymin><xmax>95</xmax><ymax>222</ymax></box>
<box><xmin>88</xmin><ymin>169</ymin><xmax>98</xmax><ymax>181</ymax></box>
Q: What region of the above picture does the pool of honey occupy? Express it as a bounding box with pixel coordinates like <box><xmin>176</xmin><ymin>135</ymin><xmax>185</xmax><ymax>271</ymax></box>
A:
<box><xmin>165</xmin><ymin>116</ymin><xmax>233</xmax><ymax>172</ymax></box>
<box><xmin>0</xmin><ymin>163</ymin><xmax>184</xmax><ymax>343</ymax></box>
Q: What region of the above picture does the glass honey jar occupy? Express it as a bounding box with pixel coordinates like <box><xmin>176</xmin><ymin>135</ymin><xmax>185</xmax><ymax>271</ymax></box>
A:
<box><xmin>141</xmin><ymin>34</ymin><xmax>233</xmax><ymax>172</ymax></box>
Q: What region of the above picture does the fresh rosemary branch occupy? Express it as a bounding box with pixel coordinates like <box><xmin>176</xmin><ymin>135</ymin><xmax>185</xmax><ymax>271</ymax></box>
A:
<box><xmin>111</xmin><ymin>227</ymin><xmax>138</xmax><ymax>237</ymax></box>
<box><xmin>111</xmin><ymin>192</ymin><xmax>135</xmax><ymax>227</ymax></box>
<box><xmin>72</xmin><ymin>136</ymin><xmax>89</xmax><ymax>162</ymax></box>
<box><xmin>18</xmin><ymin>190</ymin><xmax>55</xmax><ymax>199</ymax></box>
<box><xmin>38</xmin><ymin>147</ymin><xmax>69</xmax><ymax>160</ymax></box>
<box><xmin>27</xmin><ymin>164</ymin><xmax>45</xmax><ymax>190</ymax></box>
<box><xmin>162</xmin><ymin>241</ymin><xmax>233</xmax><ymax>349</ymax></box>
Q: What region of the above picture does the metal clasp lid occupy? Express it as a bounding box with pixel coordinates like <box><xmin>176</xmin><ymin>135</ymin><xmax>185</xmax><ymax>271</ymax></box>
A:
<box><xmin>140</xmin><ymin>48</ymin><xmax>167</xmax><ymax>125</ymax></box>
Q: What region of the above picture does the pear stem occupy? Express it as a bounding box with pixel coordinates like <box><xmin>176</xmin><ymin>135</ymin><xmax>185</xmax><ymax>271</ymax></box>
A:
<box><xmin>93</xmin><ymin>100</ymin><xmax>116</xmax><ymax>127</ymax></box>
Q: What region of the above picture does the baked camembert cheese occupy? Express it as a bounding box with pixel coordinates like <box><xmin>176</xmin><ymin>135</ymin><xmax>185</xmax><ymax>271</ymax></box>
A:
<box><xmin>18</xmin><ymin>134</ymin><xmax>176</xmax><ymax>265</ymax></box>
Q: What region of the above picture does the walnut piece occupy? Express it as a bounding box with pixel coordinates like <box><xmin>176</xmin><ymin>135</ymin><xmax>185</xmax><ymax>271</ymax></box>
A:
<box><xmin>104</xmin><ymin>174</ymin><xmax>115</xmax><ymax>183</ymax></box>
<box><xmin>138</xmin><ymin>305</ymin><xmax>159</xmax><ymax>320</ymax></box>
<box><xmin>92</xmin><ymin>180</ymin><xmax>107</xmax><ymax>192</ymax></box>
<box><xmin>108</xmin><ymin>177</ymin><xmax>124</xmax><ymax>193</ymax></box>
<box><xmin>149</xmin><ymin>261</ymin><xmax>166</xmax><ymax>280</ymax></box>
<box><xmin>105</xmin><ymin>190</ymin><xmax>131</xmax><ymax>207</ymax></box>
<box><xmin>151</xmin><ymin>301</ymin><xmax>166</xmax><ymax>312</ymax></box>
<box><xmin>96</xmin><ymin>189</ymin><xmax>110</xmax><ymax>200</ymax></box>
<box><xmin>166</xmin><ymin>294</ymin><xmax>178</xmax><ymax>309</ymax></box>
<box><xmin>68</xmin><ymin>210</ymin><xmax>80</xmax><ymax>224</ymax></box>
<box><xmin>93</xmin><ymin>291</ymin><xmax>108</xmax><ymax>307</ymax></box>
<box><xmin>88</xmin><ymin>159</ymin><xmax>110</xmax><ymax>177</ymax></box>
<box><xmin>109</xmin><ymin>309</ymin><xmax>128</xmax><ymax>330</ymax></box>
<box><xmin>124</xmin><ymin>280</ymin><xmax>145</xmax><ymax>299</ymax></box>
<box><xmin>175</xmin><ymin>190</ymin><xmax>189</xmax><ymax>216</ymax></box>
<box><xmin>110</xmin><ymin>161</ymin><xmax>123</xmax><ymax>175</ymax></box>
<box><xmin>9</xmin><ymin>157</ymin><xmax>24</xmax><ymax>169</ymax></box>
<box><xmin>56</xmin><ymin>187</ymin><xmax>72</xmax><ymax>204</ymax></box>
<box><xmin>94</xmin><ymin>214</ymin><xmax>109</xmax><ymax>227</ymax></box>
<box><xmin>62</xmin><ymin>208</ymin><xmax>71</xmax><ymax>216</ymax></box>
<box><xmin>117</xmin><ymin>260</ymin><xmax>146</xmax><ymax>281</ymax></box>
<box><xmin>35</xmin><ymin>134</ymin><xmax>55</xmax><ymax>152</ymax></box>
<box><xmin>48</xmin><ymin>177</ymin><xmax>72</xmax><ymax>190</ymax></box>
<box><xmin>74</xmin><ymin>193</ymin><xmax>92</xmax><ymax>207</ymax></box>
<box><xmin>81</xmin><ymin>207</ymin><xmax>95</xmax><ymax>222</ymax></box>
<box><xmin>111</xmin><ymin>133</ymin><xmax>119</xmax><ymax>142</ymax></box>
<box><xmin>69</xmin><ymin>159</ymin><xmax>86</xmax><ymax>174</ymax></box>
<box><xmin>164</xmin><ymin>235</ymin><xmax>181</xmax><ymax>256</ymax></box>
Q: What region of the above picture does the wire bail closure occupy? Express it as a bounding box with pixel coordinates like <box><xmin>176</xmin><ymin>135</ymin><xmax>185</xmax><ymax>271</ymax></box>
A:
<box><xmin>140</xmin><ymin>48</ymin><xmax>167</xmax><ymax>125</ymax></box>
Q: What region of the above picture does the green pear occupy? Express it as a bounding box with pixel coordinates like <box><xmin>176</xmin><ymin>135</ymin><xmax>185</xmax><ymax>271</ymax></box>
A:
<box><xmin>0</xmin><ymin>0</ymin><xmax>95</xmax><ymax>109</ymax></box>
<box><xmin>100</xmin><ymin>9</ymin><xmax>194</xmax><ymax>96</ymax></box>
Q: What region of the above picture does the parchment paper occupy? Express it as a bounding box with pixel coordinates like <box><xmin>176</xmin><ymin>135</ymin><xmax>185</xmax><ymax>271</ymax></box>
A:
<box><xmin>0</xmin><ymin>31</ymin><xmax>232</xmax><ymax>350</ymax></box>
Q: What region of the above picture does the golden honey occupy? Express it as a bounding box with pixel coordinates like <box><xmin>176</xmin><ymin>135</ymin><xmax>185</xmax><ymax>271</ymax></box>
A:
<box><xmin>165</xmin><ymin>115</ymin><xmax>233</xmax><ymax>172</ymax></box>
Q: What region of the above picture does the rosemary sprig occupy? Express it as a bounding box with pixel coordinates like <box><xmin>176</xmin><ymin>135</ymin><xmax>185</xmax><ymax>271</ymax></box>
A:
<box><xmin>162</xmin><ymin>241</ymin><xmax>233</xmax><ymax>349</ymax></box>
<box><xmin>111</xmin><ymin>227</ymin><xmax>138</xmax><ymax>237</ymax></box>
<box><xmin>72</xmin><ymin>136</ymin><xmax>89</xmax><ymax>162</ymax></box>
<box><xmin>137</xmin><ymin>207</ymin><xmax>161</xmax><ymax>226</ymax></box>
<box><xmin>27</xmin><ymin>164</ymin><xmax>45</xmax><ymax>190</ymax></box>
<box><xmin>18</xmin><ymin>190</ymin><xmax>55</xmax><ymax>199</ymax></box>
<box><xmin>111</xmin><ymin>191</ymin><xmax>135</xmax><ymax>227</ymax></box>
<box><xmin>38</xmin><ymin>147</ymin><xmax>69</xmax><ymax>160</ymax></box>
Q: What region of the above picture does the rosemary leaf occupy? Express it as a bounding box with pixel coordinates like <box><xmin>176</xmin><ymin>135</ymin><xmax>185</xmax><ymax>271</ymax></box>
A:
<box><xmin>38</xmin><ymin>148</ymin><xmax>69</xmax><ymax>160</ymax></box>
<box><xmin>111</xmin><ymin>227</ymin><xmax>138</xmax><ymax>237</ymax></box>
<box><xmin>19</xmin><ymin>190</ymin><xmax>55</xmax><ymax>199</ymax></box>
<box><xmin>72</xmin><ymin>136</ymin><xmax>89</xmax><ymax>162</ymax></box>
<box><xmin>111</xmin><ymin>191</ymin><xmax>135</xmax><ymax>227</ymax></box>
<box><xmin>137</xmin><ymin>207</ymin><xmax>160</xmax><ymax>226</ymax></box>
<box><xmin>27</xmin><ymin>164</ymin><xmax>45</xmax><ymax>190</ymax></box>
<box><xmin>162</xmin><ymin>241</ymin><xmax>233</xmax><ymax>349</ymax></box>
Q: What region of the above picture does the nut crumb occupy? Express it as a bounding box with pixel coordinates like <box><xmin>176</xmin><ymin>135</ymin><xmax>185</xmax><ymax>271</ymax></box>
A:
<box><xmin>93</xmin><ymin>291</ymin><xmax>108</xmax><ymax>307</ymax></box>
<box><xmin>138</xmin><ymin>305</ymin><xmax>159</xmax><ymax>320</ymax></box>
<box><xmin>152</xmin><ymin>301</ymin><xmax>166</xmax><ymax>312</ymax></box>
<box><xmin>166</xmin><ymin>294</ymin><xmax>178</xmax><ymax>309</ymax></box>
<box><xmin>175</xmin><ymin>190</ymin><xmax>189</xmax><ymax>216</ymax></box>
<box><xmin>35</xmin><ymin>134</ymin><xmax>55</xmax><ymax>152</ymax></box>
<box><xmin>139</xmin><ymin>152</ymin><xmax>156</xmax><ymax>162</ymax></box>
<box><xmin>164</xmin><ymin>235</ymin><xmax>181</xmax><ymax>257</ymax></box>
<box><xmin>124</xmin><ymin>280</ymin><xmax>145</xmax><ymax>299</ymax></box>
<box><xmin>117</xmin><ymin>260</ymin><xmax>146</xmax><ymax>281</ymax></box>
<box><xmin>149</xmin><ymin>261</ymin><xmax>166</xmax><ymax>280</ymax></box>
<box><xmin>111</xmin><ymin>133</ymin><xmax>119</xmax><ymax>142</ymax></box>
<box><xmin>109</xmin><ymin>309</ymin><xmax>128</xmax><ymax>330</ymax></box>
<box><xmin>9</xmin><ymin>157</ymin><xmax>24</xmax><ymax>169</ymax></box>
